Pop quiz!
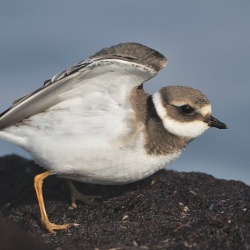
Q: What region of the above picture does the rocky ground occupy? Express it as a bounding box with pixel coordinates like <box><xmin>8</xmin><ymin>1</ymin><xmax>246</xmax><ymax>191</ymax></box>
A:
<box><xmin>0</xmin><ymin>154</ymin><xmax>249</xmax><ymax>250</ymax></box>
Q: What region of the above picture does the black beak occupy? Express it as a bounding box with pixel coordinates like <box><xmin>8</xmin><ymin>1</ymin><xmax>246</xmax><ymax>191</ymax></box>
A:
<box><xmin>206</xmin><ymin>116</ymin><xmax>228</xmax><ymax>129</ymax></box>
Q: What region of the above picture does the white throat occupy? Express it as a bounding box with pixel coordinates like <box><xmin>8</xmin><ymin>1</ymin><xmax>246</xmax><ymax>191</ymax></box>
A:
<box><xmin>152</xmin><ymin>92</ymin><xmax>210</xmax><ymax>139</ymax></box>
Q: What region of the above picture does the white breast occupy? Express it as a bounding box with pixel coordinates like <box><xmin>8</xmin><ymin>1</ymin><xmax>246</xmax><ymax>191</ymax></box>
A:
<box><xmin>30</xmin><ymin>129</ymin><xmax>181</xmax><ymax>184</ymax></box>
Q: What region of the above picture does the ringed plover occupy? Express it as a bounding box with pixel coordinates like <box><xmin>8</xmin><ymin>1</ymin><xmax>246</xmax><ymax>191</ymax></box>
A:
<box><xmin>0</xmin><ymin>43</ymin><xmax>227</xmax><ymax>233</ymax></box>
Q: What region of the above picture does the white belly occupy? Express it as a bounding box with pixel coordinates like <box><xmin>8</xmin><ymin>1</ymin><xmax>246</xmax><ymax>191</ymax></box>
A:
<box><xmin>29</xmin><ymin>132</ymin><xmax>181</xmax><ymax>185</ymax></box>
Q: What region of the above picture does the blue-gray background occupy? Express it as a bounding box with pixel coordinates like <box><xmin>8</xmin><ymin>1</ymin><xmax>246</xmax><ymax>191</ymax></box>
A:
<box><xmin>0</xmin><ymin>1</ymin><xmax>249</xmax><ymax>184</ymax></box>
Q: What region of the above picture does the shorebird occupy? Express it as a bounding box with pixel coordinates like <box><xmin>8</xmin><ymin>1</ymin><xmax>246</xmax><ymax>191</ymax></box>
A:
<box><xmin>0</xmin><ymin>43</ymin><xmax>227</xmax><ymax>233</ymax></box>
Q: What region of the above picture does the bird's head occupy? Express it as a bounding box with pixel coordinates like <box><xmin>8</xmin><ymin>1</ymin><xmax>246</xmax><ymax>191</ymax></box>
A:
<box><xmin>152</xmin><ymin>86</ymin><xmax>227</xmax><ymax>139</ymax></box>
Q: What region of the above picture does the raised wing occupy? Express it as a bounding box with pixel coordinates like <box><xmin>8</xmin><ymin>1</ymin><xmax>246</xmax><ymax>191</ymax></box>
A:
<box><xmin>0</xmin><ymin>42</ymin><xmax>167</xmax><ymax>130</ymax></box>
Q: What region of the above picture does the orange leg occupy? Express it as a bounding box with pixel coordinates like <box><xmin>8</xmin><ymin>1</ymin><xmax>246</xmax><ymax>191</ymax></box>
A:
<box><xmin>34</xmin><ymin>171</ymin><xmax>76</xmax><ymax>234</ymax></box>
<box><xmin>66</xmin><ymin>180</ymin><xmax>102</xmax><ymax>209</ymax></box>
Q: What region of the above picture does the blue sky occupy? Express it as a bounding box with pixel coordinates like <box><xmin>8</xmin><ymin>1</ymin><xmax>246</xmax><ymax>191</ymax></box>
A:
<box><xmin>0</xmin><ymin>1</ymin><xmax>249</xmax><ymax>184</ymax></box>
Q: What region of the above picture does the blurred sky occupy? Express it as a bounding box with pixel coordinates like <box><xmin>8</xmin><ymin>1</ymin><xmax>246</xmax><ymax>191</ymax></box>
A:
<box><xmin>0</xmin><ymin>1</ymin><xmax>249</xmax><ymax>184</ymax></box>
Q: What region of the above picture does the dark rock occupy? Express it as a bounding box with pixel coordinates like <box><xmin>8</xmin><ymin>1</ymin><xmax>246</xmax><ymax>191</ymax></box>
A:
<box><xmin>0</xmin><ymin>154</ymin><xmax>249</xmax><ymax>249</ymax></box>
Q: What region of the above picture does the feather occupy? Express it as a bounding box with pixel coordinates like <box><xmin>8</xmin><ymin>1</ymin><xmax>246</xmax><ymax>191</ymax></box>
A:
<box><xmin>0</xmin><ymin>43</ymin><xmax>166</xmax><ymax>130</ymax></box>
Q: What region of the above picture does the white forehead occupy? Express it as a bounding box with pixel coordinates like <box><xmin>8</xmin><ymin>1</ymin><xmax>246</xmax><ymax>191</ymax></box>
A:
<box><xmin>198</xmin><ymin>105</ymin><xmax>212</xmax><ymax>116</ymax></box>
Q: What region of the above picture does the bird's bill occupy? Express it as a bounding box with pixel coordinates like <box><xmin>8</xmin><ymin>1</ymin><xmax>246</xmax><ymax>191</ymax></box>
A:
<box><xmin>206</xmin><ymin>116</ymin><xmax>228</xmax><ymax>129</ymax></box>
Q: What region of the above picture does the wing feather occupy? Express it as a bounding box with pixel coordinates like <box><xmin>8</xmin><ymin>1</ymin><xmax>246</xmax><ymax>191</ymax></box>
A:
<box><xmin>0</xmin><ymin>43</ymin><xmax>167</xmax><ymax>130</ymax></box>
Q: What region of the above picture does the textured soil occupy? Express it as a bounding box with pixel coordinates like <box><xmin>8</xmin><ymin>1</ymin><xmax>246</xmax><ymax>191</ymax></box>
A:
<box><xmin>0</xmin><ymin>154</ymin><xmax>249</xmax><ymax>250</ymax></box>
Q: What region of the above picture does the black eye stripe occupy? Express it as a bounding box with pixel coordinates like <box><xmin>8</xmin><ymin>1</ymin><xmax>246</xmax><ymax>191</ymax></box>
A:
<box><xmin>180</xmin><ymin>104</ymin><xmax>195</xmax><ymax>114</ymax></box>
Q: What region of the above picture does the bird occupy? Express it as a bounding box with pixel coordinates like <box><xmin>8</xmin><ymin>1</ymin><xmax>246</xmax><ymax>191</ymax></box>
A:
<box><xmin>0</xmin><ymin>42</ymin><xmax>227</xmax><ymax>233</ymax></box>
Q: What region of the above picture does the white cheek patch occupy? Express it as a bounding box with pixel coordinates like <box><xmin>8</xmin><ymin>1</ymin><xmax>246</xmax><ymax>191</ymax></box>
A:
<box><xmin>152</xmin><ymin>92</ymin><xmax>210</xmax><ymax>138</ymax></box>
<box><xmin>160</xmin><ymin>117</ymin><xmax>209</xmax><ymax>138</ymax></box>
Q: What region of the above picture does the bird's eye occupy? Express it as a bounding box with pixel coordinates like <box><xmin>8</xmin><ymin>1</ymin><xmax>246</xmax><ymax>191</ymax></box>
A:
<box><xmin>180</xmin><ymin>104</ymin><xmax>194</xmax><ymax>114</ymax></box>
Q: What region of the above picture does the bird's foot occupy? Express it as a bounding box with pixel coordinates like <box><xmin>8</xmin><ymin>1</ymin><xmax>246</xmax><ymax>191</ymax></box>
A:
<box><xmin>41</xmin><ymin>218</ymin><xmax>79</xmax><ymax>234</ymax></box>
<box><xmin>66</xmin><ymin>180</ymin><xmax>102</xmax><ymax>209</ymax></box>
<box><xmin>69</xmin><ymin>192</ymin><xmax>102</xmax><ymax>209</ymax></box>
